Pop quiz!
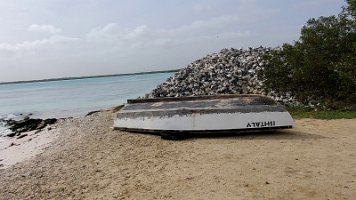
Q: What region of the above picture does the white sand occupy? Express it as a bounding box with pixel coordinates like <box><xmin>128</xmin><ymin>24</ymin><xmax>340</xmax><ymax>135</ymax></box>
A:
<box><xmin>0</xmin><ymin>128</ymin><xmax>59</xmax><ymax>169</ymax></box>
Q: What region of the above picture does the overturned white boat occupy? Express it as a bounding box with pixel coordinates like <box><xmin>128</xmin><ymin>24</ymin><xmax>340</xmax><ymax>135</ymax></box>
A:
<box><xmin>114</xmin><ymin>94</ymin><xmax>295</xmax><ymax>139</ymax></box>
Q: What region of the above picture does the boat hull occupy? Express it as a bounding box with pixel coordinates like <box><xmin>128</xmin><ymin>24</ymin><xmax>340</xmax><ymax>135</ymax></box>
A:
<box><xmin>114</xmin><ymin>94</ymin><xmax>295</xmax><ymax>133</ymax></box>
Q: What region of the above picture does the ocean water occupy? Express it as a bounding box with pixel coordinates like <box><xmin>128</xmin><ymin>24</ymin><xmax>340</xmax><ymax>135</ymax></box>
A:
<box><xmin>0</xmin><ymin>72</ymin><xmax>173</xmax><ymax>136</ymax></box>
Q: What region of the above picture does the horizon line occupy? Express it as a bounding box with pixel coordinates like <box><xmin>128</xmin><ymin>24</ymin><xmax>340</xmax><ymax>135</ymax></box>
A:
<box><xmin>0</xmin><ymin>69</ymin><xmax>180</xmax><ymax>85</ymax></box>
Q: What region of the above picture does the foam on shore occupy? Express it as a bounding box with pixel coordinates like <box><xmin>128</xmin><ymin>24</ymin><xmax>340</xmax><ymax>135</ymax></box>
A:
<box><xmin>0</xmin><ymin>114</ymin><xmax>16</xmax><ymax>137</ymax></box>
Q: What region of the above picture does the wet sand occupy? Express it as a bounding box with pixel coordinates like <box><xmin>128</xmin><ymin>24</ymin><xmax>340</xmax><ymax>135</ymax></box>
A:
<box><xmin>0</xmin><ymin>111</ymin><xmax>355</xmax><ymax>199</ymax></box>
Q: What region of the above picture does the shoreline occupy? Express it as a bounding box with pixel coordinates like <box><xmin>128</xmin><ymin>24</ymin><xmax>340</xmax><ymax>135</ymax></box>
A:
<box><xmin>0</xmin><ymin>110</ymin><xmax>355</xmax><ymax>199</ymax></box>
<box><xmin>0</xmin><ymin>107</ymin><xmax>114</xmax><ymax>169</ymax></box>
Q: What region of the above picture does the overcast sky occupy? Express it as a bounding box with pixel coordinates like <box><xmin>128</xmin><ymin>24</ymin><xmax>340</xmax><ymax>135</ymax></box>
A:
<box><xmin>0</xmin><ymin>0</ymin><xmax>345</xmax><ymax>82</ymax></box>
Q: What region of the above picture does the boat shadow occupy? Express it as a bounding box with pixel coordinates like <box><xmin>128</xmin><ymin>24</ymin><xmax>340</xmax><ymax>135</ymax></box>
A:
<box><xmin>186</xmin><ymin>129</ymin><xmax>325</xmax><ymax>140</ymax></box>
<box><xmin>128</xmin><ymin>129</ymin><xmax>326</xmax><ymax>141</ymax></box>
<box><xmin>122</xmin><ymin>129</ymin><xmax>328</xmax><ymax>140</ymax></box>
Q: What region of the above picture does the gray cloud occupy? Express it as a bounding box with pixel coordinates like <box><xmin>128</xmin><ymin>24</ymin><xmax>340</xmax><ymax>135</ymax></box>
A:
<box><xmin>85</xmin><ymin>15</ymin><xmax>250</xmax><ymax>49</ymax></box>
<box><xmin>0</xmin><ymin>35</ymin><xmax>80</xmax><ymax>53</ymax></box>
<box><xmin>28</xmin><ymin>24</ymin><xmax>62</xmax><ymax>34</ymax></box>
<box><xmin>293</xmin><ymin>0</ymin><xmax>341</xmax><ymax>10</ymax></box>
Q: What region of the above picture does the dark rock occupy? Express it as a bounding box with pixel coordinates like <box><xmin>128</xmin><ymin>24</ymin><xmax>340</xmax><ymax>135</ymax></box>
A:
<box><xmin>38</xmin><ymin>118</ymin><xmax>57</xmax><ymax>130</ymax></box>
<box><xmin>9</xmin><ymin>142</ymin><xmax>17</xmax><ymax>147</ymax></box>
<box><xmin>9</xmin><ymin>118</ymin><xmax>42</xmax><ymax>133</ymax></box>
<box><xmin>44</xmin><ymin>118</ymin><xmax>57</xmax><ymax>125</ymax></box>
<box><xmin>16</xmin><ymin>134</ymin><xmax>28</xmax><ymax>139</ymax></box>
<box><xmin>36</xmin><ymin>121</ymin><xmax>47</xmax><ymax>130</ymax></box>
<box><xmin>5</xmin><ymin>117</ymin><xmax>57</xmax><ymax>137</ymax></box>
<box><xmin>6</xmin><ymin>132</ymin><xmax>16</xmax><ymax>137</ymax></box>
<box><xmin>6</xmin><ymin>119</ymin><xmax>17</xmax><ymax>126</ymax></box>
<box><xmin>86</xmin><ymin>110</ymin><xmax>101</xmax><ymax>116</ymax></box>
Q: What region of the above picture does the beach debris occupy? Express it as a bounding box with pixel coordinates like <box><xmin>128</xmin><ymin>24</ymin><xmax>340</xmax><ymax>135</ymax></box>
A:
<box><xmin>144</xmin><ymin>47</ymin><xmax>301</xmax><ymax>106</ymax></box>
<box><xmin>20</xmin><ymin>171</ymin><xmax>33</xmax><ymax>177</ymax></box>
<box><xmin>9</xmin><ymin>142</ymin><xmax>19</xmax><ymax>147</ymax></box>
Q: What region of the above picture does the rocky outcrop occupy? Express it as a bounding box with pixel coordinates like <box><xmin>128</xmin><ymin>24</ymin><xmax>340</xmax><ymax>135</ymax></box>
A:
<box><xmin>2</xmin><ymin>117</ymin><xmax>57</xmax><ymax>137</ymax></box>
<box><xmin>144</xmin><ymin>47</ymin><xmax>300</xmax><ymax>106</ymax></box>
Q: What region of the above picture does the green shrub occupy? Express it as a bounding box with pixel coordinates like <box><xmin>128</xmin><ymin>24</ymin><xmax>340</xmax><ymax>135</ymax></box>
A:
<box><xmin>262</xmin><ymin>0</ymin><xmax>356</xmax><ymax>109</ymax></box>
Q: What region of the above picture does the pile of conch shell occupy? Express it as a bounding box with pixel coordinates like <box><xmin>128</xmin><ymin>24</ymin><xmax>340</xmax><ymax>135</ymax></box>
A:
<box><xmin>144</xmin><ymin>47</ymin><xmax>301</xmax><ymax>106</ymax></box>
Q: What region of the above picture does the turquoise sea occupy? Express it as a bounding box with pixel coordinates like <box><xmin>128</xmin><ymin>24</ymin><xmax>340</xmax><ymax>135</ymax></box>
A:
<box><xmin>0</xmin><ymin>72</ymin><xmax>173</xmax><ymax>120</ymax></box>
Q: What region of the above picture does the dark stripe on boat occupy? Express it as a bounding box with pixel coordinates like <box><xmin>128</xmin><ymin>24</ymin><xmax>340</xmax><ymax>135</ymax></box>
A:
<box><xmin>117</xmin><ymin>105</ymin><xmax>286</xmax><ymax>119</ymax></box>
<box><xmin>114</xmin><ymin>126</ymin><xmax>293</xmax><ymax>133</ymax></box>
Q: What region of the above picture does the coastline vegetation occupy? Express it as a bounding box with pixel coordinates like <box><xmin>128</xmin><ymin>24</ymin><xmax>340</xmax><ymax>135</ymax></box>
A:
<box><xmin>288</xmin><ymin>107</ymin><xmax>356</xmax><ymax>119</ymax></box>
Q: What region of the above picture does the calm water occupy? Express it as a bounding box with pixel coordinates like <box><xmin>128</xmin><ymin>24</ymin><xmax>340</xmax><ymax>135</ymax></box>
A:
<box><xmin>0</xmin><ymin>72</ymin><xmax>172</xmax><ymax>119</ymax></box>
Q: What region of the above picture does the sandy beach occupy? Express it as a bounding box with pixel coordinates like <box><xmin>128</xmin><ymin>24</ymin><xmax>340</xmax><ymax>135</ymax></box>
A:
<box><xmin>0</xmin><ymin>110</ymin><xmax>355</xmax><ymax>200</ymax></box>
